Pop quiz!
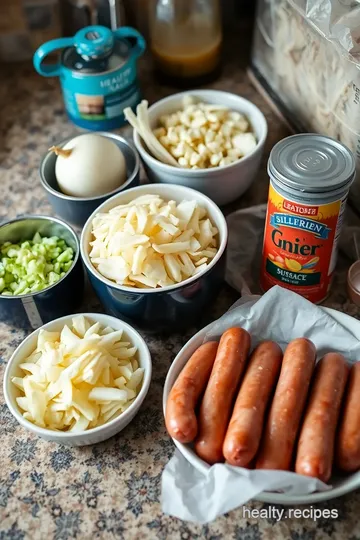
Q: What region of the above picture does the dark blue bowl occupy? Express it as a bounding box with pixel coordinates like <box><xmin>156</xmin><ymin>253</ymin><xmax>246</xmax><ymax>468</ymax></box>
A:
<box><xmin>80</xmin><ymin>184</ymin><xmax>228</xmax><ymax>331</ymax></box>
<box><xmin>0</xmin><ymin>216</ymin><xmax>84</xmax><ymax>330</ymax></box>
<box><xmin>40</xmin><ymin>132</ymin><xmax>140</xmax><ymax>227</ymax></box>
<box><xmin>87</xmin><ymin>251</ymin><xmax>226</xmax><ymax>330</ymax></box>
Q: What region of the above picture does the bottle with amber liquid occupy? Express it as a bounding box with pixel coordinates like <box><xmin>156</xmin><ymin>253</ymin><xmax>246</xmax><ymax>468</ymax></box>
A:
<box><xmin>149</xmin><ymin>0</ymin><xmax>222</xmax><ymax>86</ymax></box>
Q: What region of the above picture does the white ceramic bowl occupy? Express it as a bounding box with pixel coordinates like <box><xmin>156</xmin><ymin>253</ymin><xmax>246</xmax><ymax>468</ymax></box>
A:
<box><xmin>133</xmin><ymin>90</ymin><xmax>268</xmax><ymax>206</ymax></box>
<box><xmin>4</xmin><ymin>313</ymin><xmax>152</xmax><ymax>446</ymax></box>
<box><xmin>163</xmin><ymin>308</ymin><xmax>360</xmax><ymax>505</ymax></box>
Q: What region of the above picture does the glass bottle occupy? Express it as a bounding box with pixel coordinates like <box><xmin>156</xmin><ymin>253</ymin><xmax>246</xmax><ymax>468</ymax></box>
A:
<box><xmin>149</xmin><ymin>0</ymin><xmax>222</xmax><ymax>86</ymax></box>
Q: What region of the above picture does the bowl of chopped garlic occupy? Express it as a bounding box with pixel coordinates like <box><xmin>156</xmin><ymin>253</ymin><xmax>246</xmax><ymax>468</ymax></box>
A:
<box><xmin>129</xmin><ymin>90</ymin><xmax>267</xmax><ymax>206</ymax></box>
<box><xmin>80</xmin><ymin>184</ymin><xmax>228</xmax><ymax>330</ymax></box>
<box><xmin>3</xmin><ymin>312</ymin><xmax>152</xmax><ymax>446</ymax></box>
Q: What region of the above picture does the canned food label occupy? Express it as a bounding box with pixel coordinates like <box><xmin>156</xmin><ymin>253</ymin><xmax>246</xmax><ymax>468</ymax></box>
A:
<box><xmin>261</xmin><ymin>183</ymin><xmax>346</xmax><ymax>303</ymax></box>
<box><xmin>61</xmin><ymin>62</ymin><xmax>140</xmax><ymax>130</ymax></box>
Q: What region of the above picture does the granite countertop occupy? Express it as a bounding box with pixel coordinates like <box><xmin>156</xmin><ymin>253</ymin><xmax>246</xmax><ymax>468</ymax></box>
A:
<box><xmin>1</xmin><ymin>41</ymin><xmax>360</xmax><ymax>540</ymax></box>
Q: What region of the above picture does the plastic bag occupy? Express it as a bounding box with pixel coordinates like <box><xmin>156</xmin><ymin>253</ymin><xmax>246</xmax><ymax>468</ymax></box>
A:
<box><xmin>251</xmin><ymin>0</ymin><xmax>360</xmax><ymax>208</ymax></box>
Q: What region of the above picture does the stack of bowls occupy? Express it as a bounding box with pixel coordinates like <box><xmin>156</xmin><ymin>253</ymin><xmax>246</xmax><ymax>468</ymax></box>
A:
<box><xmin>33</xmin><ymin>90</ymin><xmax>269</xmax><ymax>330</ymax></box>
<box><xmin>1</xmin><ymin>89</ymin><xmax>269</xmax><ymax>446</ymax></box>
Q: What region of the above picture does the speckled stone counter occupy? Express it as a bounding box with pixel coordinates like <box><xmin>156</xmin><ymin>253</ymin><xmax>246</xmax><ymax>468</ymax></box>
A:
<box><xmin>1</xmin><ymin>45</ymin><xmax>360</xmax><ymax>540</ymax></box>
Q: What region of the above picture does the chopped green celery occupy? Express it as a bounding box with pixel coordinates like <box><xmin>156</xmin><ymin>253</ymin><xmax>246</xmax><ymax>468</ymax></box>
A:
<box><xmin>62</xmin><ymin>261</ymin><xmax>72</xmax><ymax>271</ymax></box>
<box><xmin>17</xmin><ymin>249</ymin><xmax>31</xmax><ymax>263</ymax></box>
<box><xmin>48</xmin><ymin>272</ymin><xmax>60</xmax><ymax>284</ymax></box>
<box><xmin>43</xmin><ymin>236</ymin><xmax>58</xmax><ymax>247</ymax></box>
<box><xmin>0</xmin><ymin>235</ymin><xmax>74</xmax><ymax>296</ymax></box>
<box><xmin>32</xmin><ymin>232</ymin><xmax>42</xmax><ymax>243</ymax></box>
<box><xmin>27</xmin><ymin>259</ymin><xmax>39</xmax><ymax>274</ymax></box>
<box><xmin>57</xmin><ymin>248</ymin><xmax>73</xmax><ymax>263</ymax></box>
<box><xmin>2</xmin><ymin>291</ymin><xmax>12</xmax><ymax>295</ymax></box>
<box><xmin>1</xmin><ymin>244</ymin><xmax>11</xmax><ymax>255</ymax></box>
<box><xmin>30</xmin><ymin>282</ymin><xmax>43</xmax><ymax>292</ymax></box>
<box><xmin>13</xmin><ymin>280</ymin><xmax>27</xmax><ymax>295</ymax></box>
<box><xmin>48</xmin><ymin>248</ymin><xmax>61</xmax><ymax>259</ymax></box>
<box><xmin>4</xmin><ymin>272</ymin><xmax>13</xmax><ymax>284</ymax></box>
<box><xmin>7</xmin><ymin>248</ymin><xmax>19</xmax><ymax>258</ymax></box>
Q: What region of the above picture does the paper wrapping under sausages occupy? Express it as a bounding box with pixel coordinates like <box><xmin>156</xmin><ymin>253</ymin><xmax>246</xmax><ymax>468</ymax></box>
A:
<box><xmin>161</xmin><ymin>286</ymin><xmax>360</xmax><ymax>523</ymax></box>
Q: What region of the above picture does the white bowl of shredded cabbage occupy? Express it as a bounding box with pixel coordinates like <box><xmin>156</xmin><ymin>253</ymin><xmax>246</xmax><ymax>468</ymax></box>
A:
<box><xmin>3</xmin><ymin>312</ymin><xmax>152</xmax><ymax>446</ymax></box>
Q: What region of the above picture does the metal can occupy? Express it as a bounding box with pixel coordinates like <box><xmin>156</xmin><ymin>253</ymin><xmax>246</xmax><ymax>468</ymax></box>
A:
<box><xmin>261</xmin><ymin>134</ymin><xmax>356</xmax><ymax>303</ymax></box>
<box><xmin>33</xmin><ymin>25</ymin><xmax>146</xmax><ymax>131</ymax></box>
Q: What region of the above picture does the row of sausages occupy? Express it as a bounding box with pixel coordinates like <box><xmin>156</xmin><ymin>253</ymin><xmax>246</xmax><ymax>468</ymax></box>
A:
<box><xmin>165</xmin><ymin>327</ymin><xmax>360</xmax><ymax>482</ymax></box>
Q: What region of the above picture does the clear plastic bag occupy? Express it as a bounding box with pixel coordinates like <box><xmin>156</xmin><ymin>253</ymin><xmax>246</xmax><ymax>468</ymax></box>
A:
<box><xmin>251</xmin><ymin>0</ymin><xmax>360</xmax><ymax>208</ymax></box>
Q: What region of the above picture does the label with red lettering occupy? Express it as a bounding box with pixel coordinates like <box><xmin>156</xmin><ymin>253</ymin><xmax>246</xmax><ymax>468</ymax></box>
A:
<box><xmin>261</xmin><ymin>183</ymin><xmax>346</xmax><ymax>303</ymax></box>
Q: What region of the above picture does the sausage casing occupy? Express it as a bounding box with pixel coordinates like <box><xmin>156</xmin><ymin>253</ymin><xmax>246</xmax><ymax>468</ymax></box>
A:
<box><xmin>195</xmin><ymin>327</ymin><xmax>251</xmax><ymax>465</ymax></box>
<box><xmin>223</xmin><ymin>340</ymin><xmax>283</xmax><ymax>467</ymax></box>
<box><xmin>295</xmin><ymin>352</ymin><xmax>349</xmax><ymax>482</ymax></box>
<box><xmin>336</xmin><ymin>362</ymin><xmax>360</xmax><ymax>472</ymax></box>
<box><xmin>256</xmin><ymin>337</ymin><xmax>316</xmax><ymax>471</ymax></box>
<box><xmin>165</xmin><ymin>341</ymin><xmax>218</xmax><ymax>443</ymax></box>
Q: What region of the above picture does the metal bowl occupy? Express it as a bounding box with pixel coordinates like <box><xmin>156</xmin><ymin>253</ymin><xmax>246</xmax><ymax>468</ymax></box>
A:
<box><xmin>40</xmin><ymin>132</ymin><xmax>140</xmax><ymax>227</ymax></box>
<box><xmin>0</xmin><ymin>215</ymin><xmax>84</xmax><ymax>330</ymax></box>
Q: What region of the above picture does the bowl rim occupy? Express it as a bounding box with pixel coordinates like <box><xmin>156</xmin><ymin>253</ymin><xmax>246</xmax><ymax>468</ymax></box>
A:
<box><xmin>3</xmin><ymin>312</ymin><xmax>152</xmax><ymax>439</ymax></box>
<box><xmin>40</xmin><ymin>132</ymin><xmax>140</xmax><ymax>202</ymax></box>
<box><xmin>80</xmin><ymin>183</ymin><xmax>228</xmax><ymax>295</ymax></box>
<box><xmin>0</xmin><ymin>215</ymin><xmax>80</xmax><ymax>300</ymax></box>
<box><xmin>347</xmin><ymin>260</ymin><xmax>360</xmax><ymax>293</ymax></box>
<box><xmin>133</xmin><ymin>89</ymin><xmax>268</xmax><ymax>176</ymax></box>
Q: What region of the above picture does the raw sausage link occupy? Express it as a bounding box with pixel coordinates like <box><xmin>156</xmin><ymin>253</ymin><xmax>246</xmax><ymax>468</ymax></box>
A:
<box><xmin>256</xmin><ymin>338</ymin><xmax>316</xmax><ymax>471</ymax></box>
<box><xmin>336</xmin><ymin>362</ymin><xmax>360</xmax><ymax>472</ymax></box>
<box><xmin>295</xmin><ymin>353</ymin><xmax>349</xmax><ymax>482</ymax></box>
<box><xmin>223</xmin><ymin>341</ymin><xmax>283</xmax><ymax>467</ymax></box>
<box><xmin>165</xmin><ymin>341</ymin><xmax>218</xmax><ymax>443</ymax></box>
<box><xmin>195</xmin><ymin>327</ymin><xmax>251</xmax><ymax>464</ymax></box>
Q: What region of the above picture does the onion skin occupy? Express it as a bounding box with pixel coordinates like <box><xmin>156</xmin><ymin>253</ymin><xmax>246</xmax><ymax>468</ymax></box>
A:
<box><xmin>49</xmin><ymin>146</ymin><xmax>72</xmax><ymax>158</ymax></box>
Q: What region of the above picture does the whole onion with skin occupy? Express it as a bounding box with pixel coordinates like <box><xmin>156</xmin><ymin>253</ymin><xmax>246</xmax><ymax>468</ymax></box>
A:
<box><xmin>50</xmin><ymin>134</ymin><xmax>127</xmax><ymax>198</ymax></box>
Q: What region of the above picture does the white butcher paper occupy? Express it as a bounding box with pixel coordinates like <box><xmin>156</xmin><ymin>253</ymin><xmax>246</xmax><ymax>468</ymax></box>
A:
<box><xmin>161</xmin><ymin>286</ymin><xmax>360</xmax><ymax>523</ymax></box>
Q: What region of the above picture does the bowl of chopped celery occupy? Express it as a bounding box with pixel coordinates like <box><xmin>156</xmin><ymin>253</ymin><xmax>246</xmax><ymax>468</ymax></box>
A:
<box><xmin>0</xmin><ymin>215</ymin><xmax>84</xmax><ymax>330</ymax></box>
